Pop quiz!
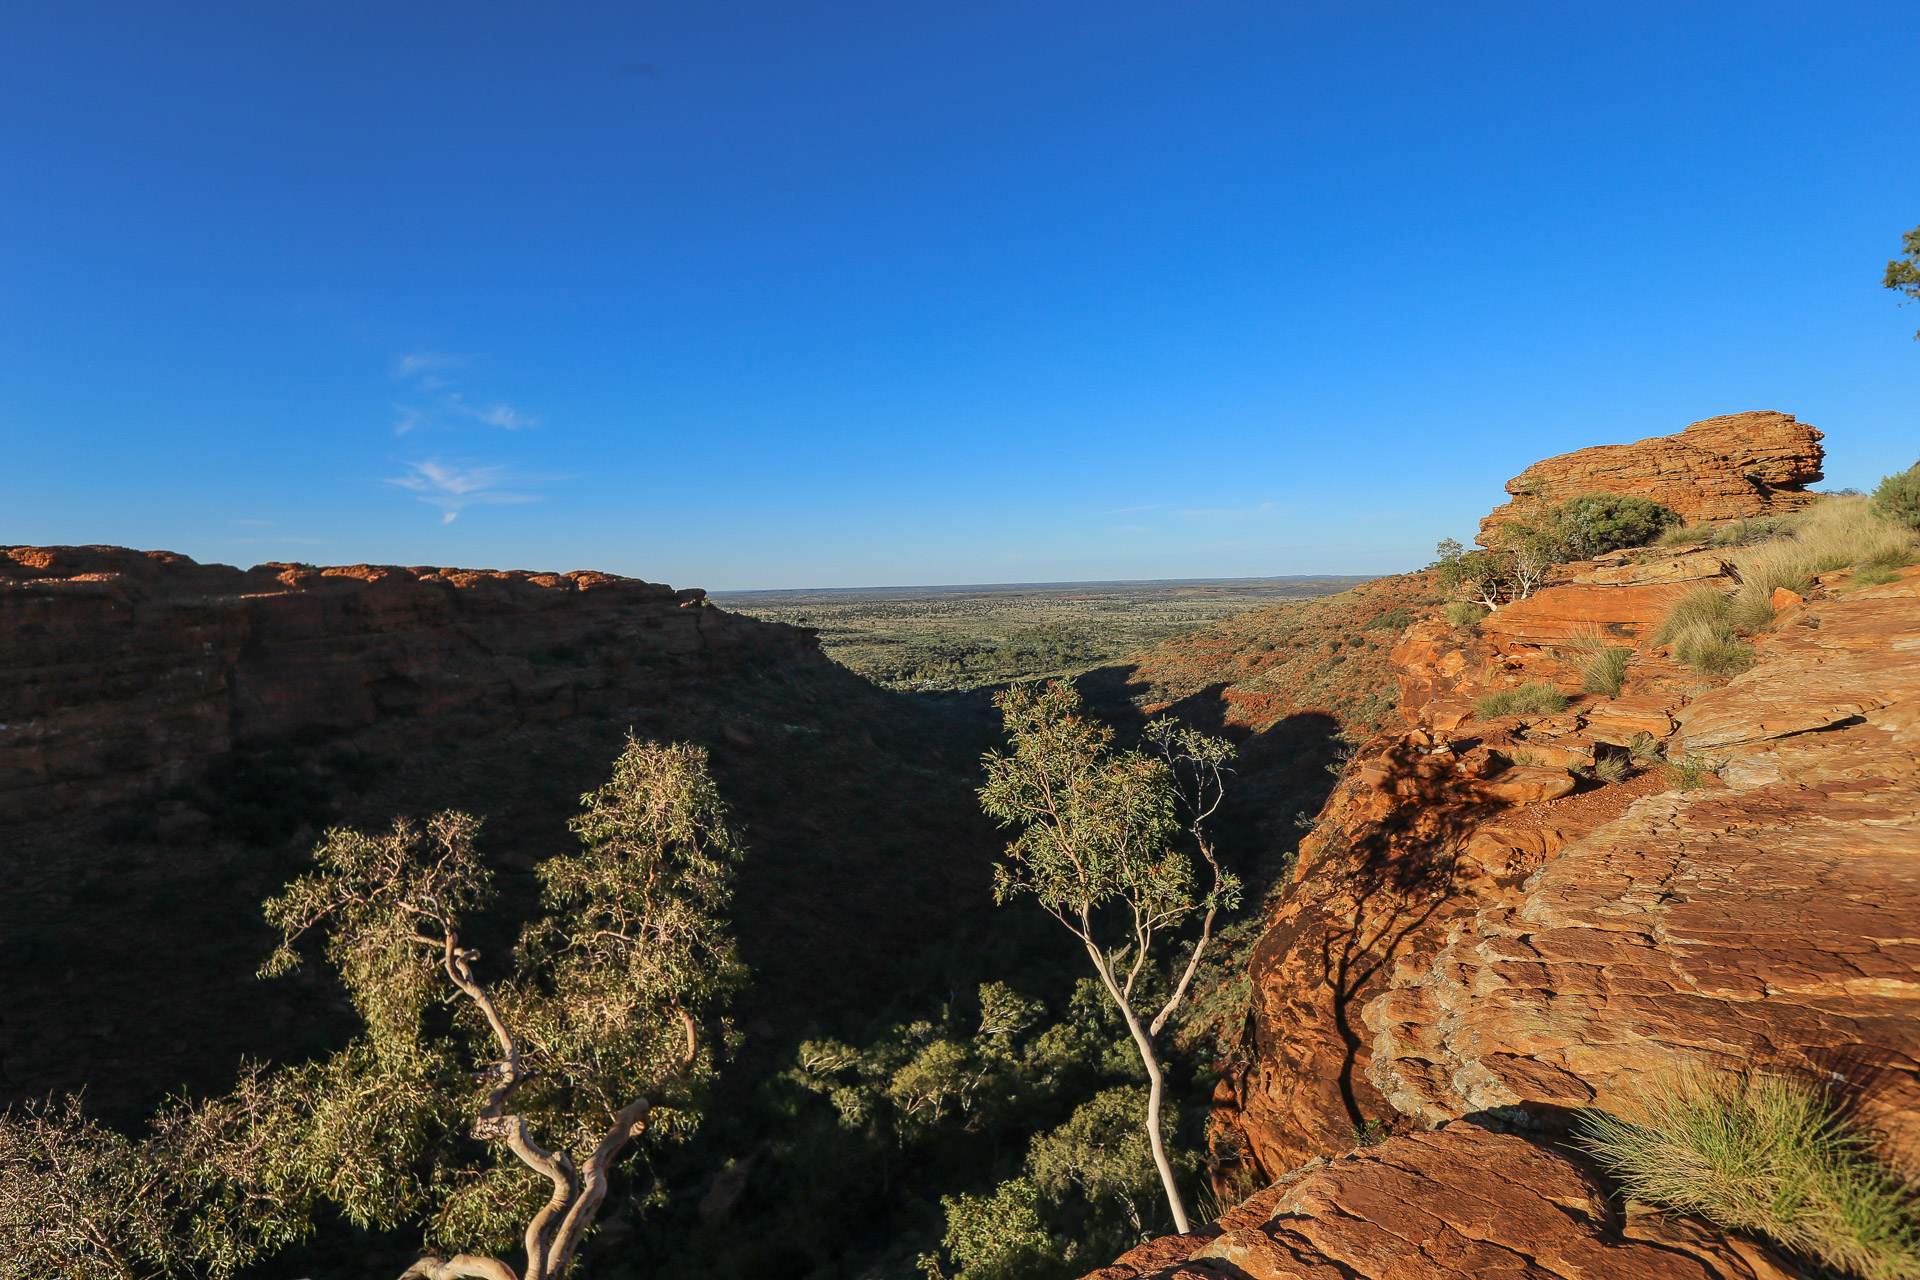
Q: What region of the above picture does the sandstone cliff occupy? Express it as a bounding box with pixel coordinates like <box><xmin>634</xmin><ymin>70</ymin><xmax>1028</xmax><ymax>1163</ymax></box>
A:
<box><xmin>0</xmin><ymin>545</ymin><xmax>808</xmax><ymax>821</ymax></box>
<box><xmin>1096</xmin><ymin>423</ymin><xmax>1920</xmax><ymax>1279</ymax></box>
<box><xmin>1477</xmin><ymin>411</ymin><xmax>1825</xmax><ymax>546</ymax></box>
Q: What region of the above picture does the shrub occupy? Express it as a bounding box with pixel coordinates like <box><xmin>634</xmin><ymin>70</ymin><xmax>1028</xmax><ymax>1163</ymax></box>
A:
<box><xmin>1366</xmin><ymin>607</ymin><xmax>1418</xmax><ymax>632</ymax></box>
<box><xmin>1625</xmin><ymin>731</ymin><xmax>1664</xmax><ymax>762</ymax></box>
<box><xmin>1665</xmin><ymin>753</ymin><xmax>1718</xmax><ymax>790</ymax></box>
<box><xmin>1474</xmin><ymin>682</ymin><xmax>1569</xmax><ymax>719</ymax></box>
<box><xmin>1851</xmin><ymin>566</ymin><xmax>1902</xmax><ymax>589</ymax></box>
<box><xmin>1552</xmin><ymin>492</ymin><xmax>1683</xmax><ymax>560</ymax></box>
<box><xmin>1593</xmin><ymin>755</ymin><xmax>1630</xmax><ymax>785</ymax></box>
<box><xmin>1443</xmin><ymin>601</ymin><xmax>1486</xmax><ymax>628</ymax></box>
<box><xmin>1872</xmin><ymin>464</ymin><xmax>1920</xmax><ymax>531</ymax></box>
<box><xmin>1578</xmin><ymin>1071</ymin><xmax>1920</xmax><ymax>1279</ymax></box>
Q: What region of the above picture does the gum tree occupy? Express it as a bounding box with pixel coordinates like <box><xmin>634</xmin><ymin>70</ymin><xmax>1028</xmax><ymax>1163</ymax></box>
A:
<box><xmin>1886</xmin><ymin>222</ymin><xmax>1920</xmax><ymax>337</ymax></box>
<box><xmin>0</xmin><ymin>737</ymin><xmax>743</xmax><ymax>1280</ymax></box>
<box><xmin>978</xmin><ymin>682</ymin><xmax>1238</xmax><ymax>1234</ymax></box>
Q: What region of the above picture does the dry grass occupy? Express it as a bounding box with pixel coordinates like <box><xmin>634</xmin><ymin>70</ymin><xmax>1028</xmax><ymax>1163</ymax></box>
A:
<box><xmin>1562</xmin><ymin>628</ymin><xmax>1632</xmax><ymax>697</ymax></box>
<box><xmin>1649</xmin><ymin>498</ymin><xmax>1914</xmax><ymax>676</ymax></box>
<box><xmin>1474</xmin><ymin>682</ymin><xmax>1569</xmax><ymax>719</ymax></box>
<box><xmin>1665</xmin><ymin>753</ymin><xmax>1719</xmax><ymax>790</ymax></box>
<box><xmin>1725</xmin><ymin>498</ymin><xmax>1917</xmax><ymax>633</ymax></box>
<box><xmin>1594</xmin><ymin>755</ymin><xmax>1631</xmax><ymax>784</ymax></box>
<box><xmin>1443</xmin><ymin>601</ymin><xmax>1486</xmax><ymax>628</ymax></box>
<box><xmin>1579</xmin><ymin>1070</ymin><xmax>1920</xmax><ymax>1279</ymax></box>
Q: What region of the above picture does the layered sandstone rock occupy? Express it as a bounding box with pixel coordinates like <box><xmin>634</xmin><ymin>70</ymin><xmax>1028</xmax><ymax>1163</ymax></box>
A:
<box><xmin>1089</xmin><ymin>1122</ymin><xmax>1794</xmax><ymax>1280</ymax></box>
<box><xmin>0</xmin><ymin>545</ymin><xmax>809</xmax><ymax>820</ymax></box>
<box><xmin>1366</xmin><ymin>580</ymin><xmax>1920</xmax><ymax>1150</ymax></box>
<box><xmin>1477</xmin><ymin>411</ymin><xmax>1824</xmax><ymax>546</ymax></box>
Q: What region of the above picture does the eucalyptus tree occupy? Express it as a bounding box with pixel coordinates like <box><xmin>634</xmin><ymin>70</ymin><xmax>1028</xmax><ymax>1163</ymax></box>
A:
<box><xmin>978</xmin><ymin>682</ymin><xmax>1238</xmax><ymax>1234</ymax></box>
<box><xmin>0</xmin><ymin>736</ymin><xmax>744</xmax><ymax>1280</ymax></box>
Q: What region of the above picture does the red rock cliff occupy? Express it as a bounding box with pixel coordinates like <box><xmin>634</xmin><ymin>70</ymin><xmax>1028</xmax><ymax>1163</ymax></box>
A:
<box><xmin>0</xmin><ymin>545</ymin><xmax>810</xmax><ymax>821</ymax></box>
<box><xmin>1093</xmin><ymin>423</ymin><xmax>1920</xmax><ymax>1280</ymax></box>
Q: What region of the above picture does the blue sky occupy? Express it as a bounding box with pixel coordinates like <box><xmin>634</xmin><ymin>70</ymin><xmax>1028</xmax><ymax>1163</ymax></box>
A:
<box><xmin>2</xmin><ymin>2</ymin><xmax>1915</xmax><ymax>589</ymax></box>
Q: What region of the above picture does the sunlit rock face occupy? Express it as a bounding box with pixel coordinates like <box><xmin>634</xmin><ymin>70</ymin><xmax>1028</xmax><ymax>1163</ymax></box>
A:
<box><xmin>1477</xmin><ymin>409</ymin><xmax>1825</xmax><ymax>547</ymax></box>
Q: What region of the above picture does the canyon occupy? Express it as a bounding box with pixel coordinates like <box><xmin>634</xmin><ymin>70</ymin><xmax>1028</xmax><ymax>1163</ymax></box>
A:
<box><xmin>2</xmin><ymin>407</ymin><xmax>1913</xmax><ymax>1280</ymax></box>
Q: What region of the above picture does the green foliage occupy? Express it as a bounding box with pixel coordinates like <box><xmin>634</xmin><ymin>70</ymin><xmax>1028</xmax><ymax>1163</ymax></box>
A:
<box><xmin>1886</xmin><ymin>223</ymin><xmax>1920</xmax><ymax>338</ymax></box>
<box><xmin>1442</xmin><ymin>601</ymin><xmax>1485</xmax><ymax>628</ymax></box>
<box><xmin>1578</xmin><ymin>1071</ymin><xmax>1920</xmax><ymax>1278</ymax></box>
<box><xmin>1872</xmin><ymin>465</ymin><xmax>1920</xmax><ymax>532</ymax></box>
<box><xmin>1473</xmin><ymin>682</ymin><xmax>1569</xmax><ymax>719</ymax></box>
<box><xmin>926</xmin><ymin>1179</ymin><xmax>1064</xmax><ymax>1280</ymax></box>
<box><xmin>1548</xmin><ymin>493</ymin><xmax>1683</xmax><ymax>560</ymax></box>
<box><xmin>980</xmin><ymin>683</ymin><xmax>1238</xmax><ymax>1235</ymax></box>
<box><xmin>1028</xmin><ymin>1088</ymin><xmax>1190</xmax><ymax>1238</ymax></box>
<box><xmin>1</xmin><ymin>737</ymin><xmax>745</xmax><ymax>1280</ymax></box>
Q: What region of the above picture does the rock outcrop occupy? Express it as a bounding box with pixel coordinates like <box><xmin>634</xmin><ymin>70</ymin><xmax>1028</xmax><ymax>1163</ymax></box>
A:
<box><xmin>1102</xmin><ymin>427</ymin><xmax>1918</xmax><ymax>1280</ymax></box>
<box><xmin>1477</xmin><ymin>411</ymin><xmax>1824</xmax><ymax>546</ymax></box>
<box><xmin>1371</xmin><ymin>572</ymin><xmax>1920</xmax><ymax>1151</ymax></box>
<box><xmin>0</xmin><ymin>545</ymin><xmax>809</xmax><ymax>820</ymax></box>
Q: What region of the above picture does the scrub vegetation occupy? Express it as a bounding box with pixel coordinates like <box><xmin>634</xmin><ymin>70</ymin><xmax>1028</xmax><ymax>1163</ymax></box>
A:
<box><xmin>1655</xmin><ymin>494</ymin><xmax>1918</xmax><ymax>677</ymax></box>
<box><xmin>717</xmin><ymin>578</ymin><xmax>1373</xmax><ymax>691</ymax></box>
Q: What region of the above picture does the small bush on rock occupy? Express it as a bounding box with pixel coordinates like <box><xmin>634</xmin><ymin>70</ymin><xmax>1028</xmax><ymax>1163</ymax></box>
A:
<box><xmin>1474</xmin><ymin>682</ymin><xmax>1569</xmax><ymax>719</ymax></box>
<box><xmin>1443</xmin><ymin>601</ymin><xmax>1486</xmax><ymax>628</ymax></box>
<box><xmin>1550</xmin><ymin>493</ymin><xmax>1684</xmax><ymax>560</ymax></box>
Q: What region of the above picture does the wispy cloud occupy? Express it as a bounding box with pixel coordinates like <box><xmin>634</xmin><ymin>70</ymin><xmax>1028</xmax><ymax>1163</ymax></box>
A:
<box><xmin>392</xmin><ymin>351</ymin><xmax>467</xmax><ymax>388</ymax></box>
<box><xmin>384</xmin><ymin>459</ymin><xmax>544</xmax><ymax>523</ymax></box>
<box><xmin>388</xmin><ymin>354</ymin><xmax>540</xmax><ymax>434</ymax></box>
<box><xmin>1177</xmin><ymin>502</ymin><xmax>1280</xmax><ymax>525</ymax></box>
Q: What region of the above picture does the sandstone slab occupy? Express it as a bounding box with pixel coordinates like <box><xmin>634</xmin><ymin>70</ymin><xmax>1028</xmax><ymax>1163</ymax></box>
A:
<box><xmin>1092</xmin><ymin>1123</ymin><xmax>1794</xmax><ymax>1280</ymax></box>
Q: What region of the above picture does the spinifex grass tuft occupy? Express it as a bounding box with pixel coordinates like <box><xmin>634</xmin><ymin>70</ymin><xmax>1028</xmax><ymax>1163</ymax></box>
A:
<box><xmin>1474</xmin><ymin>682</ymin><xmax>1569</xmax><ymax>720</ymax></box>
<box><xmin>1579</xmin><ymin>1071</ymin><xmax>1920</xmax><ymax>1279</ymax></box>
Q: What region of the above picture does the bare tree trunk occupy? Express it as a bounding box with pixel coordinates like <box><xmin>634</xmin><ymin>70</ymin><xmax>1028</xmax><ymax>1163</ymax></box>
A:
<box><xmin>1088</xmin><ymin>941</ymin><xmax>1190</xmax><ymax>1235</ymax></box>
<box><xmin>398</xmin><ymin>1255</ymin><xmax>522</xmax><ymax>1280</ymax></box>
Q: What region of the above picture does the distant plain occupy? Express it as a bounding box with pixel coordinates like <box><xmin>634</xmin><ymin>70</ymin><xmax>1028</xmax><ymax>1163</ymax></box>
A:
<box><xmin>714</xmin><ymin>576</ymin><xmax>1376</xmax><ymax>690</ymax></box>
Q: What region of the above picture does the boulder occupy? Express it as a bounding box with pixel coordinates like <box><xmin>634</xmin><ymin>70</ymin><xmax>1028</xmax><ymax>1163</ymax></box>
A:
<box><xmin>1473</xmin><ymin>764</ymin><xmax>1576</xmax><ymax>806</ymax></box>
<box><xmin>1478</xmin><ymin>411</ymin><xmax>1823</xmax><ymax>547</ymax></box>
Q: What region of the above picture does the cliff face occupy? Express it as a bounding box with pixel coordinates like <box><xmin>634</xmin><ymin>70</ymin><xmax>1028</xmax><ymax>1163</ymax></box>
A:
<box><xmin>1101</xmin><ymin>421</ymin><xmax>1920</xmax><ymax>1279</ymax></box>
<box><xmin>1477</xmin><ymin>411</ymin><xmax>1825</xmax><ymax>546</ymax></box>
<box><xmin>0</xmin><ymin>545</ymin><xmax>808</xmax><ymax>821</ymax></box>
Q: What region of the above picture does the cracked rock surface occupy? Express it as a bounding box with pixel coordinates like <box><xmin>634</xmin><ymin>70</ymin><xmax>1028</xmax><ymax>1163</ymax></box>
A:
<box><xmin>1369</xmin><ymin>581</ymin><xmax>1920</xmax><ymax>1149</ymax></box>
<box><xmin>1086</xmin><ymin>1123</ymin><xmax>1795</xmax><ymax>1280</ymax></box>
